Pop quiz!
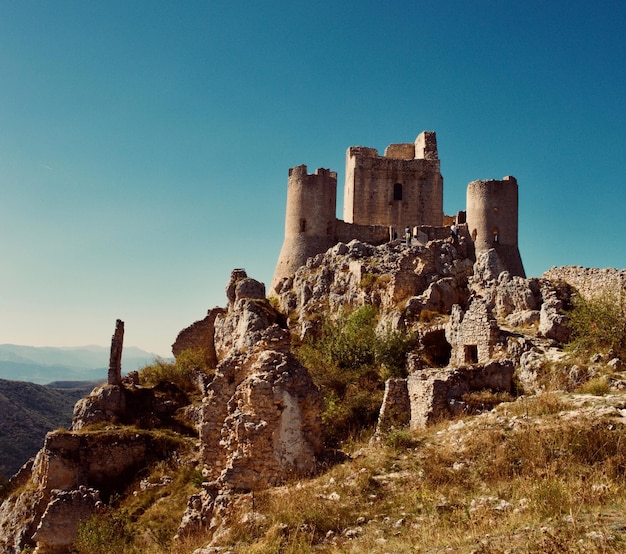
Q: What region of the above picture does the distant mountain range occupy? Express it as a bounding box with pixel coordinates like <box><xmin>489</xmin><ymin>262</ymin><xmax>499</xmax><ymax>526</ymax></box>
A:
<box><xmin>0</xmin><ymin>344</ymin><xmax>161</xmax><ymax>385</ymax></box>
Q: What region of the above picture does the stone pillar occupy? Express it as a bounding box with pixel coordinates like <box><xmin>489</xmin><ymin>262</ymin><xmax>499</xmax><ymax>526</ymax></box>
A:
<box><xmin>108</xmin><ymin>319</ymin><xmax>124</xmax><ymax>386</ymax></box>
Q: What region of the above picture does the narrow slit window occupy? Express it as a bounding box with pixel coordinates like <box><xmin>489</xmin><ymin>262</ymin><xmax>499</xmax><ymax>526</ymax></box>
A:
<box><xmin>299</xmin><ymin>218</ymin><xmax>306</xmax><ymax>232</ymax></box>
<box><xmin>393</xmin><ymin>183</ymin><xmax>403</xmax><ymax>201</ymax></box>
<box><xmin>493</xmin><ymin>226</ymin><xmax>499</xmax><ymax>244</ymax></box>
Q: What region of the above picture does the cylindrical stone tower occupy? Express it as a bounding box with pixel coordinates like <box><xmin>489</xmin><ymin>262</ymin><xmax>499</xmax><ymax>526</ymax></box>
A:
<box><xmin>466</xmin><ymin>176</ymin><xmax>525</xmax><ymax>277</ymax></box>
<box><xmin>270</xmin><ymin>165</ymin><xmax>337</xmax><ymax>293</ymax></box>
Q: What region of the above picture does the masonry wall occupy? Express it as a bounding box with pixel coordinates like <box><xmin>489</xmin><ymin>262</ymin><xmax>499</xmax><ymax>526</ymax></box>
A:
<box><xmin>445</xmin><ymin>299</ymin><xmax>501</xmax><ymax>366</ymax></box>
<box><xmin>271</xmin><ymin>166</ymin><xmax>338</xmax><ymax>292</ymax></box>
<box><xmin>466</xmin><ymin>177</ymin><xmax>525</xmax><ymax>277</ymax></box>
<box><xmin>542</xmin><ymin>266</ymin><xmax>626</xmax><ymax>310</ymax></box>
<box><xmin>343</xmin><ymin>131</ymin><xmax>444</xmax><ymax>232</ymax></box>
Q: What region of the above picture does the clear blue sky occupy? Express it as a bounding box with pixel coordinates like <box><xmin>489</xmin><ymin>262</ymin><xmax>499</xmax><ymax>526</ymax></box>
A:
<box><xmin>1</xmin><ymin>1</ymin><xmax>624</xmax><ymax>357</ymax></box>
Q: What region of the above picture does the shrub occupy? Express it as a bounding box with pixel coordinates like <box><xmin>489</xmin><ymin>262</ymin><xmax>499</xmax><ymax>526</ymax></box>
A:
<box><xmin>138</xmin><ymin>349</ymin><xmax>212</xmax><ymax>393</ymax></box>
<box><xmin>74</xmin><ymin>511</ymin><xmax>132</xmax><ymax>554</ymax></box>
<box><xmin>566</xmin><ymin>290</ymin><xmax>626</xmax><ymax>358</ymax></box>
<box><xmin>295</xmin><ymin>305</ymin><xmax>415</xmax><ymax>445</ymax></box>
<box><xmin>576</xmin><ymin>375</ymin><xmax>611</xmax><ymax>395</ymax></box>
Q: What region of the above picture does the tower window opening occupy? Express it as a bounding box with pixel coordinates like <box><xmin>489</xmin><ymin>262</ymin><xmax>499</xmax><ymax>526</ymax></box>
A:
<box><xmin>299</xmin><ymin>218</ymin><xmax>306</xmax><ymax>233</ymax></box>
<box><xmin>493</xmin><ymin>226</ymin><xmax>499</xmax><ymax>244</ymax></box>
<box><xmin>393</xmin><ymin>183</ymin><xmax>403</xmax><ymax>201</ymax></box>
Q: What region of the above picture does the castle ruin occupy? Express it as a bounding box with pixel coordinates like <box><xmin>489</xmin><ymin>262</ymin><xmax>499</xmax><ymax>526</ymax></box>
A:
<box><xmin>271</xmin><ymin>131</ymin><xmax>525</xmax><ymax>293</ymax></box>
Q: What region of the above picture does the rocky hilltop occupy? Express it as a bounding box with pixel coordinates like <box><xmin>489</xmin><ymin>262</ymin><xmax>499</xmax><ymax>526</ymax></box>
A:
<box><xmin>0</xmin><ymin>232</ymin><xmax>625</xmax><ymax>553</ymax></box>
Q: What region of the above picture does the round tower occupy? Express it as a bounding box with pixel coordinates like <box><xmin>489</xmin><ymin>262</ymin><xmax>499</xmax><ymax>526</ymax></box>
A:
<box><xmin>466</xmin><ymin>176</ymin><xmax>525</xmax><ymax>277</ymax></box>
<box><xmin>270</xmin><ymin>165</ymin><xmax>338</xmax><ymax>293</ymax></box>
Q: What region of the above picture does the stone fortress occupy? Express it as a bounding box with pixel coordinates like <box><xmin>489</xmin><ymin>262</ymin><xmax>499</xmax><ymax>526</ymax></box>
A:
<box><xmin>271</xmin><ymin>131</ymin><xmax>525</xmax><ymax>292</ymax></box>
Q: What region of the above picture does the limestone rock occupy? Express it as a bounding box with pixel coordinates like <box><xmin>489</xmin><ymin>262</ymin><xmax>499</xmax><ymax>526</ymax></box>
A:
<box><xmin>472</xmin><ymin>249</ymin><xmax>508</xmax><ymax>283</ymax></box>
<box><xmin>32</xmin><ymin>487</ymin><xmax>102</xmax><ymax>553</ymax></box>
<box><xmin>538</xmin><ymin>281</ymin><xmax>572</xmax><ymax>343</ymax></box>
<box><xmin>214</xmin><ymin>270</ymin><xmax>280</xmax><ymax>360</ymax></box>
<box><xmin>200</xmin><ymin>326</ymin><xmax>323</xmax><ymax>491</ymax></box>
<box><xmin>71</xmin><ymin>381</ymin><xmax>189</xmax><ymax>431</ymax></box>
<box><xmin>274</xmin><ymin>238</ymin><xmax>474</xmax><ymax>339</ymax></box>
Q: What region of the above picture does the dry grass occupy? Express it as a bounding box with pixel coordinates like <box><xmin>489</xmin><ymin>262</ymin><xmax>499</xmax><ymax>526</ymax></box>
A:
<box><xmin>201</xmin><ymin>394</ymin><xmax>626</xmax><ymax>553</ymax></box>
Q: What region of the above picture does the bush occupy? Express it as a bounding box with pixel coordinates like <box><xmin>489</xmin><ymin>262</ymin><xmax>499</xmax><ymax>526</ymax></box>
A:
<box><xmin>566</xmin><ymin>290</ymin><xmax>626</xmax><ymax>358</ymax></box>
<box><xmin>74</xmin><ymin>511</ymin><xmax>132</xmax><ymax>554</ymax></box>
<box><xmin>296</xmin><ymin>305</ymin><xmax>415</xmax><ymax>445</ymax></box>
<box><xmin>138</xmin><ymin>349</ymin><xmax>212</xmax><ymax>393</ymax></box>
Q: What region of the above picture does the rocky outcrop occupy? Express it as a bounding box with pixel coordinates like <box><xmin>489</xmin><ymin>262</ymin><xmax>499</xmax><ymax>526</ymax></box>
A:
<box><xmin>538</xmin><ymin>280</ymin><xmax>572</xmax><ymax>343</ymax></box>
<box><xmin>31</xmin><ymin>487</ymin><xmax>102</xmax><ymax>554</ymax></box>
<box><xmin>273</xmin><ymin>238</ymin><xmax>474</xmax><ymax>339</ymax></box>
<box><xmin>71</xmin><ymin>380</ymin><xmax>189</xmax><ymax>431</ymax></box>
<box><xmin>195</xmin><ymin>271</ymin><xmax>322</xmax><ymax>491</ymax></box>
<box><xmin>0</xmin><ymin>429</ymin><xmax>184</xmax><ymax>553</ymax></box>
<box><xmin>199</xmin><ymin>327</ymin><xmax>323</xmax><ymax>492</ymax></box>
<box><xmin>214</xmin><ymin>273</ymin><xmax>280</xmax><ymax>360</ymax></box>
<box><xmin>177</xmin><ymin>270</ymin><xmax>323</xmax><ymax>540</ymax></box>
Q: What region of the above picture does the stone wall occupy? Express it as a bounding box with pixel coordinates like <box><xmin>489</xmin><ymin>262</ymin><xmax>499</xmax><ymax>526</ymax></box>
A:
<box><xmin>445</xmin><ymin>297</ymin><xmax>501</xmax><ymax>366</ymax></box>
<box><xmin>407</xmin><ymin>361</ymin><xmax>514</xmax><ymax>428</ymax></box>
<box><xmin>343</xmin><ymin>131</ymin><xmax>444</xmax><ymax>231</ymax></box>
<box><xmin>376</xmin><ymin>361</ymin><xmax>514</xmax><ymax>431</ymax></box>
<box><xmin>542</xmin><ymin>266</ymin><xmax>626</xmax><ymax>308</ymax></box>
<box><xmin>172</xmin><ymin>307</ymin><xmax>225</xmax><ymax>367</ymax></box>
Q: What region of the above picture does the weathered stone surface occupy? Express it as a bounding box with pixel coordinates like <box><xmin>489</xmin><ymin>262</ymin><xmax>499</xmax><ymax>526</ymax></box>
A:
<box><xmin>407</xmin><ymin>361</ymin><xmax>514</xmax><ymax>428</ymax></box>
<box><xmin>32</xmin><ymin>487</ymin><xmax>102</xmax><ymax>553</ymax></box>
<box><xmin>376</xmin><ymin>379</ymin><xmax>410</xmax><ymax>432</ymax></box>
<box><xmin>214</xmin><ymin>270</ymin><xmax>280</xmax><ymax>360</ymax></box>
<box><xmin>71</xmin><ymin>381</ymin><xmax>189</xmax><ymax>431</ymax></box>
<box><xmin>71</xmin><ymin>384</ymin><xmax>126</xmax><ymax>430</ymax></box>
<box><xmin>542</xmin><ymin>266</ymin><xmax>626</xmax><ymax>306</ymax></box>
<box><xmin>172</xmin><ymin>307</ymin><xmax>225</xmax><ymax>368</ymax></box>
<box><xmin>538</xmin><ymin>281</ymin><xmax>572</xmax><ymax>343</ymax></box>
<box><xmin>471</xmin><ymin>249</ymin><xmax>508</xmax><ymax>283</ymax></box>
<box><xmin>445</xmin><ymin>298</ymin><xmax>501</xmax><ymax>366</ymax></box>
<box><xmin>200</xmin><ymin>326</ymin><xmax>322</xmax><ymax>491</ymax></box>
<box><xmin>274</xmin><ymin>238</ymin><xmax>474</xmax><ymax>340</ymax></box>
<box><xmin>0</xmin><ymin>428</ymin><xmax>182</xmax><ymax>553</ymax></box>
<box><xmin>108</xmin><ymin>319</ymin><xmax>124</xmax><ymax>386</ymax></box>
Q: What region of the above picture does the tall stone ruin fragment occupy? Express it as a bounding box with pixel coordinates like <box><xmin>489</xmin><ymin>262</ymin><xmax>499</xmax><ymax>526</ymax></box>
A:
<box><xmin>108</xmin><ymin>319</ymin><xmax>124</xmax><ymax>386</ymax></box>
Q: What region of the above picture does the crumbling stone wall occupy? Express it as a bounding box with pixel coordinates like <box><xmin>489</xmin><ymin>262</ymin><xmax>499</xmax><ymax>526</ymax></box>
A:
<box><xmin>172</xmin><ymin>306</ymin><xmax>225</xmax><ymax>367</ymax></box>
<box><xmin>376</xmin><ymin>379</ymin><xmax>410</xmax><ymax>432</ymax></box>
<box><xmin>445</xmin><ymin>297</ymin><xmax>501</xmax><ymax>366</ymax></box>
<box><xmin>542</xmin><ymin>266</ymin><xmax>626</xmax><ymax>309</ymax></box>
<box><xmin>406</xmin><ymin>361</ymin><xmax>514</xmax><ymax>428</ymax></box>
<box><xmin>376</xmin><ymin>361</ymin><xmax>514</xmax><ymax>431</ymax></box>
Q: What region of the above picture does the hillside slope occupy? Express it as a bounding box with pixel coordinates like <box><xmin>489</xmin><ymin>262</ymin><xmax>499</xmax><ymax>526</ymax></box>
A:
<box><xmin>0</xmin><ymin>379</ymin><xmax>93</xmax><ymax>479</ymax></box>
